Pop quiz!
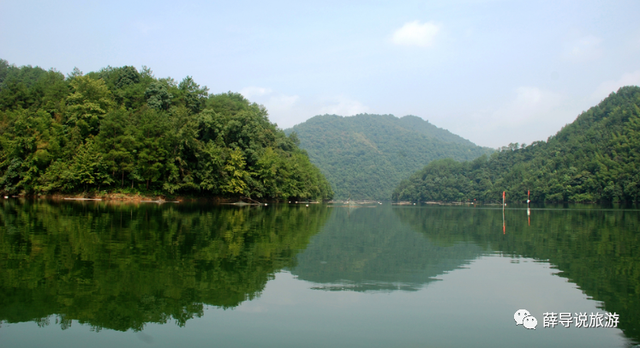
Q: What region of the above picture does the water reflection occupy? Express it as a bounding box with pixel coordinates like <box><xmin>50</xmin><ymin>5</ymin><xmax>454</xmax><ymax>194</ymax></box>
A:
<box><xmin>291</xmin><ymin>205</ymin><xmax>485</xmax><ymax>291</ymax></box>
<box><xmin>1</xmin><ymin>200</ymin><xmax>639</xmax><ymax>346</ymax></box>
<box><xmin>0</xmin><ymin>200</ymin><xmax>331</xmax><ymax>331</ymax></box>
<box><xmin>393</xmin><ymin>204</ymin><xmax>640</xmax><ymax>345</ymax></box>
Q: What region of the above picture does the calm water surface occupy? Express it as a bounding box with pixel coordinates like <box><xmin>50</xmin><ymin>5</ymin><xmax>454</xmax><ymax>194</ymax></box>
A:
<box><xmin>0</xmin><ymin>200</ymin><xmax>638</xmax><ymax>347</ymax></box>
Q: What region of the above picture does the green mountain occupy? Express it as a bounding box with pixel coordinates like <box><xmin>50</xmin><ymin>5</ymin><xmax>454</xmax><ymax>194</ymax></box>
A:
<box><xmin>0</xmin><ymin>60</ymin><xmax>332</xmax><ymax>200</ymax></box>
<box><xmin>285</xmin><ymin>114</ymin><xmax>492</xmax><ymax>200</ymax></box>
<box><xmin>393</xmin><ymin>86</ymin><xmax>640</xmax><ymax>203</ymax></box>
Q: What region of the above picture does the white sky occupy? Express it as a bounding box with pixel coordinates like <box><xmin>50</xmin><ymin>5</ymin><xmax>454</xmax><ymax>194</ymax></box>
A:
<box><xmin>1</xmin><ymin>0</ymin><xmax>639</xmax><ymax>148</ymax></box>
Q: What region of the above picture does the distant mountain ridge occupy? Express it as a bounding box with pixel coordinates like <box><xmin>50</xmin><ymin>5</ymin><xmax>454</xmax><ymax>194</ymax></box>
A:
<box><xmin>397</xmin><ymin>115</ymin><xmax>479</xmax><ymax>146</ymax></box>
<box><xmin>285</xmin><ymin>114</ymin><xmax>492</xmax><ymax>200</ymax></box>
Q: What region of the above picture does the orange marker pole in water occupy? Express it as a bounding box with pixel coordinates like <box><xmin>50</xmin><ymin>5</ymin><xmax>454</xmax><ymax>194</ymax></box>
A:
<box><xmin>502</xmin><ymin>191</ymin><xmax>506</xmax><ymax>234</ymax></box>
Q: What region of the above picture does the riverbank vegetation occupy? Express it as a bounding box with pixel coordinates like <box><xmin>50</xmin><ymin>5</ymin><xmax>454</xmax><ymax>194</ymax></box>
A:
<box><xmin>0</xmin><ymin>60</ymin><xmax>332</xmax><ymax>200</ymax></box>
<box><xmin>393</xmin><ymin>86</ymin><xmax>640</xmax><ymax>203</ymax></box>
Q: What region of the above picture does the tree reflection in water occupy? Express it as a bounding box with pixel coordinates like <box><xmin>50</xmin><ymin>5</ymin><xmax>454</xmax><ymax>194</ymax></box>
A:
<box><xmin>0</xmin><ymin>200</ymin><xmax>331</xmax><ymax>331</ymax></box>
<box><xmin>392</xmin><ymin>204</ymin><xmax>640</xmax><ymax>344</ymax></box>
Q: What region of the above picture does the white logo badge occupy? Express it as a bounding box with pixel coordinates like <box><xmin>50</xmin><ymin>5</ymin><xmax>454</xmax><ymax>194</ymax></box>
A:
<box><xmin>514</xmin><ymin>309</ymin><xmax>537</xmax><ymax>330</ymax></box>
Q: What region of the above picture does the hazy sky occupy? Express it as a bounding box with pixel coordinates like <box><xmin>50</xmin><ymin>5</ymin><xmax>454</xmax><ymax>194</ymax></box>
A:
<box><xmin>2</xmin><ymin>0</ymin><xmax>639</xmax><ymax>148</ymax></box>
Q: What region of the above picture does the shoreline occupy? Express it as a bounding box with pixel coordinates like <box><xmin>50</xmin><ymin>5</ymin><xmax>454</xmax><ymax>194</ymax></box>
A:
<box><xmin>4</xmin><ymin>193</ymin><xmax>333</xmax><ymax>205</ymax></box>
<box><xmin>7</xmin><ymin>193</ymin><xmax>252</xmax><ymax>204</ymax></box>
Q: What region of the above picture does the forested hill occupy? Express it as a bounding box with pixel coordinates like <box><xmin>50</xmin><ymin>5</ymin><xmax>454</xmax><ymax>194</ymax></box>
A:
<box><xmin>285</xmin><ymin>114</ymin><xmax>492</xmax><ymax>200</ymax></box>
<box><xmin>393</xmin><ymin>86</ymin><xmax>640</xmax><ymax>203</ymax></box>
<box><xmin>0</xmin><ymin>60</ymin><xmax>332</xmax><ymax>200</ymax></box>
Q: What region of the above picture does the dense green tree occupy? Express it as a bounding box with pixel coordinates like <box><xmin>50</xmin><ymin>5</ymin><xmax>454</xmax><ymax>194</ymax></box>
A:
<box><xmin>175</xmin><ymin>76</ymin><xmax>209</xmax><ymax>114</ymax></box>
<box><xmin>65</xmin><ymin>76</ymin><xmax>115</xmax><ymax>137</ymax></box>
<box><xmin>98</xmin><ymin>108</ymin><xmax>136</xmax><ymax>187</ymax></box>
<box><xmin>88</xmin><ymin>65</ymin><xmax>151</xmax><ymax>111</ymax></box>
<box><xmin>145</xmin><ymin>81</ymin><xmax>172</xmax><ymax>111</ymax></box>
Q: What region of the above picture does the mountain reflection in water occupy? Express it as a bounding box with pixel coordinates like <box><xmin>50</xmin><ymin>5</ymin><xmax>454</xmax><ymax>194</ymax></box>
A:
<box><xmin>290</xmin><ymin>205</ymin><xmax>484</xmax><ymax>292</ymax></box>
<box><xmin>292</xmin><ymin>203</ymin><xmax>639</xmax><ymax>345</ymax></box>
<box><xmin>0</xmin><ymin>201</ymin><xmax>638</xmax><ymax>346</ymax></box>
<box><xmin>392</xmin><ymin>204</ymin><xmax>640</xmax><ymax>345</ymax></box>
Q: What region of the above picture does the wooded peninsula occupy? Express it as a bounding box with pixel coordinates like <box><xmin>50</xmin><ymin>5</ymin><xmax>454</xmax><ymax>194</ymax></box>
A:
<box><xmin>0</xmin><ymin>60</ymin><xmax>333</xmax><ymax>200</ymax></box>
<box><xmin>393</xmin><ymin>86</ymin><xmax>640</xmax><ymax>203</ymax></box>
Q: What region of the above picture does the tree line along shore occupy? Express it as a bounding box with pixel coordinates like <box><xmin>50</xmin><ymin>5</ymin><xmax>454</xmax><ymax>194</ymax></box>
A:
<box><xmin>0</xmin><ymin>60</ymin><xmax>333</xmax><ymax>201</ymax></box>
<box><xmin>3</xmin><ymin>59</ymin><xmax>638</xmax><ymax>204</ymax></box>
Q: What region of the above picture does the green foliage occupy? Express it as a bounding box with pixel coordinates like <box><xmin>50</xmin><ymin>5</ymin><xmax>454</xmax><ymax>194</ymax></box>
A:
<box><xmin>286</xmin><ymin>114</ymin><xmax>492</xmax><ymax>200</ymax></box>
<box><xmin>144</xmin><ymin>81</ymin><xmax>172</xmax><ymax>111</ymax></box>
<box><xmin>176</xmin><ymin>76</ymin><xmax>209</xmax><ymax>114</ymax></box>
<box><xmin>221</xmin><ymin>147</ymin><xmax>250</xmax><ymax>195</ymax></box>
<box><xmin>0</xmin><ymin>60</ymin><xmax>332</xmax><ymax>200</ymax></box>
<box><xmin>66</xmin><ymin>76</ymin><xmax>115</xmax><ymax>137</ymax></box>
<box><xmin>394</xmin><ymin>86</ymin><xmax>640</xmax><ymax>203</ymax></box>
<box><xmin>88</xmin><ymin>65</ymin><xmax>151</xmax><ymax>111</ymax></box>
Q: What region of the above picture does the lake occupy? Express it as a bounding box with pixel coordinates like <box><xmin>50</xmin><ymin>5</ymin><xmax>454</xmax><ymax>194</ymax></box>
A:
<box><xmin>0</xmin><ymin>200</ymin><xmax>638</xmax><ymax>347</ymax></box>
